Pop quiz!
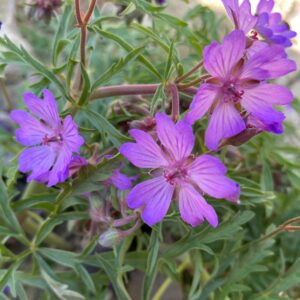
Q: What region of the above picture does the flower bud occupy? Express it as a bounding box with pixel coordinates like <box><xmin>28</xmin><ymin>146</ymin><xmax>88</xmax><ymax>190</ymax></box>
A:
<box><xmin>26</xmin><ymin>0</ymin><xmax>63</xmax><ymax>23</ymax></box>
<box><xmin>99</xmin><ymin>229</ymin><xmax>122</xmax><ymax>248</ymax></box>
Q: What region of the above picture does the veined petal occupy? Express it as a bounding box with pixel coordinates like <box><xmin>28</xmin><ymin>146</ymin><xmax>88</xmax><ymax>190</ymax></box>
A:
<box><xmin>185</xmin><ymin>83</ymin><xmax>218</xmax><ymax>125</ymax></box>
<box><xmin>244</xmin><ymin>84</ymin><xmax>294</xmax><ymax>105</ymax></box>
<box><xmin>111</xmin><ymin>170</ymin><xmax>132</xmax><ymax>190</ymax></box>
<box><xmin>120</xmin><ymin>129</ymin><xmax>168</xmax><ymax>169</ymax></box>
<box><xmin>23</xmin><ymin>89</ymin><xmax>60</xmax><ymax>128</ymax></box>
<box><xmin>156</xmin><ymin>112</ymin><xmax>194</xmax><ymax>161</ymax></box>
<box><xmin>63</xmin><ymin>115</ymin><xmax>84</xmax><ymax>153</ymax></box>
<box><xmin>239</xmin><ymin>0</ymin><xmax>258</xmax><ymax>33</ymax></box>
<box><xmin>222</xmin><ymin>0</ymin><xmax>257</xmax><ymax>33</ymax></box>
<box><xmin>10</xmin><ymin>110</ymin><xmax>51</xmax><ymax>146</ymax></box>
<box><xmin>47</xmin><ymin>147</ymin><xmax>72</xmax><ymax>187</ymax></box>
<box><xmin>257</xmin><ymin>0</ymin><xmax>274</xmax><ymax>14</ymax></box>
<box><xmin>187</xmin><ymin>155</ymin><xmax>240</xmax><ymax>203</ymax></box>
<box><xmin>19</xmin><ymin>146</ymin><xmax>56</xmax><ymax>179</ymax></box>
<box><xmin>242</xmin><ymin>45</ymin><xmax>296</xmax><ymax>80</ymax></box>
<box><xmin>205</xmin><ymin>102</ymin><xmax>246</xmax><ymax>151</ymax></box>
<box><xmin>188</xmin><ymin>154</ymin><xmax>227</xmax><ymax>176</ymax></box>
<box><xmin>203</xmin><ymin>30</ymin><xmax>246</xmax><ymax>79</ymax></box>
<box><xmin>126</xmin><ymin>176</ymin><xmax>175</xmax><ymax>226</ymax></box>
<box><xmin>179</xmin><ymin>184</ymin><xmax>218</xmax><ymax>228</ymax></box>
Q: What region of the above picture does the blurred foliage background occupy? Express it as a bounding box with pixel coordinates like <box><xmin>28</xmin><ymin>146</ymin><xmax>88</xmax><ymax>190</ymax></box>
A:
<box><xmin>0</xmin><ymin>0</ymin><xmax>300</xmax><ymax>299</ymax></box>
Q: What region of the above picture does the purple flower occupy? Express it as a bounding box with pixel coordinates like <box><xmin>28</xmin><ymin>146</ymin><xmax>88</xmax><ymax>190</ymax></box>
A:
<box><xmin>119</xmin><ymin>113</ymin><xmax>240</xmax><ymax>227</ymax></box>
<box><xmin>104</xmin><ymin>167</ymin><xmax>134</xmax><ymax>190</ymax></box>
<box><xmin>10</xmin><ymin>89</ymin><xmax>84</xmax><ymax>187</ymax></box>
<box><xmin>185</xmin><ymin>30</ymin><xmax>296</xmax><ymax>150</ymax></box>
<box><xmin>222</xmin><ymin>0</ymin><xmax>297</xmax><ymax>47</ymax></box>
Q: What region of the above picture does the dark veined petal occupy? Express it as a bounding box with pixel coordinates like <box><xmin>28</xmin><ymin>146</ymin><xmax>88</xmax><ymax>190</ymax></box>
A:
<box><xmin>187</xmin><ymin>155</ymin><xmax>240</xmax><ymax>203</ymax></box>
<box><xmin>10</xmin><ymin>110</ymin><xmax>52</xmax><ymax>146</ymax></box>
<box><xmin>126</xmin><ymin>176</ymin><xmax>175</xmax><ymax>226</ymax></box>
<box><xmin>23</xmin><ymin>89</ymin><xmax>60</xmax><ymax>128</ymax></box>
<box><xmin>19</xmin><ymin>146</ymin><xmax>56</xmax><ymax>181</ymax></box>
<box><xmin>203</xmin><ymin>30</ymin><xmax>246</xmax><ymax>79</ymax></box>
<box><xmin>179</xmin><ymin>183</ymin><xmax>218</xmax><ymax>227</ymax></box>
<box><xmin>185</xmin><ymin>83</ymin><xmax>218</xmax><ymax>125</ymax></box>
<box><xmin>120</xmin><ymin>129</ymin><xmax>168</xmax><ymax>169</ymax></box>
<box><xmin>156</xmin><ymin>112</ymin><xmax>194</xmax><ymax>161</ymax></box>
<box><xmin>205</xmin><ymin>102</ymin><xmax>246</xmax><ymax>151</ymax></box>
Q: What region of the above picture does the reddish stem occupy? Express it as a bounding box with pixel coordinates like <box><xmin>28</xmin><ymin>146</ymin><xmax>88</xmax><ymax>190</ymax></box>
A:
<box><xmin>89</xmin><ymin>84</ymin><xmax>197</xmax><ymax>100</ymax></box>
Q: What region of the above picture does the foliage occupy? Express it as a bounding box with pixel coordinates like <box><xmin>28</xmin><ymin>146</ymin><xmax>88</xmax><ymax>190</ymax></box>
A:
<box><xmin>0</xmin><ymin>1</ymin><xmax>300</xmax><ymax>299</ymax></box>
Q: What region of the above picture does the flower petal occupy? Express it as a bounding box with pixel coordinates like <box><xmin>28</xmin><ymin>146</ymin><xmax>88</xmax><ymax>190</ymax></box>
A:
<box><xmin>23</xmin><ymin>89</ymin><xmax>60</xmax><ymax>128</ymax></box>
<box><xmin>63</xmin><ymin>115</ymin><xmax>84</xmax><ymax>153</ymax></box>
<box><xmin>241</xmin><ymin>86</ymin><xmax>286</xmax><ymax>127</ymax></box>
<box><xmin>185</xmin><ymin>83</ymin><xmax>218</xmax><ymax>125</ymax></box>
<box><xmin>111</xmin><ymin>170</ymin><xmax>132</xmax><ymax>190</ymax></box>
<box><xmin>246</xmin><ymin>84</ymin><xmax>294</xmax><ymax>105</ymax></box>
<box><xmin>242</xmin><ymin>45</ymin><xmax>296</xmax><ymax>80</ymax></box>
<box><xmin>47</xmin><ymin>147</ymin><xmax>72</xmax><ymax>187</ymax></box>
<box><xmin>120</xmin><ymin>129</ymin><xmax>168</xmax><ymax>169</ymax></box>
<box><xmin>203</xmin><ymin>30</ymin><xmax>246</xmax><ymax>78</ymax></box>
<box><xmin>19</xmin><ymin>146</ymin><xmax>56</xmax><ymax>180</ymax></box>
<box><xmin>222</xmin><ymin>0</ymin><xmax>257</xmax><ymax>33</ymax></box>
<box><xmin>205</xmin><ymin>102</ymin><xmax>246</xmax><ymax>151</ymax></box>
<box><xmin>257</xmin><ymin>0</ymin><xmax>274</xmax><ymax>14</ymax></box>
<box><xmin>179</xmin><ymin>184</ymin><xmax>218</xmax><ymax>228</ymax></box>
<box><xmin>188</xmin><ymin>155</ymin><xmax>240</xmax><ymax>202</ymax></box>
<box><xmin>156</xmin><ymin>112</ymin><xmax>194</xmax><ymax>161</ymax></box>
<box><xmin>126</xmin><ymin>176</ymin><xmax>174</xmax><ymax>226</ymax></box>
<box><xmin>10</xmin><ymin>110</ymin><xmax>51</xmax><ymax>146</ymax></box>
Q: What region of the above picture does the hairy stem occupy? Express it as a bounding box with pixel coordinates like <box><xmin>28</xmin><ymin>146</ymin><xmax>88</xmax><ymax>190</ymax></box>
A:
<box><xmin>175</xmin><ymin>60</ymin><xmax>203</xmax><ymax>83</ymax></box>
<box><xmin>89</xmin><ymin>84</ymin><xmax>197</xmax><ymax>100</ymax></box>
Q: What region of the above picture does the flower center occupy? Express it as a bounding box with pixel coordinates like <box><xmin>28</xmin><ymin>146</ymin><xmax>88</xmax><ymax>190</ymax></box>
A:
<box><xmin>250</xmin><ymin>30</ymin><xmax>259</xmax><ymax>40</ymax></box>
<box><xmin>222</xmin><ymin>82</ymin><xmax>244</xmax><ymax>103</ymax></box>
<box><xmin>164</xmin><ymin>166</ymin><xmax>187</xmax><ymax>185</ymax></box>
<box><xmin>42</xmin><ymin>134</ymin><xmax>63</xmax><ymax>145</ymax></box>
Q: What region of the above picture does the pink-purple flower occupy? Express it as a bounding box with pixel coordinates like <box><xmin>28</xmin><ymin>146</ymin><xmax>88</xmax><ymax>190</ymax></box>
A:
<box><xmin>10</xmin><ymin>89</ymin><xmax>84</xmax><ymax>187</ymax></box>
<box><xmin>185</xmin><ymin>30</ymin><xmax>296</xmax><ymax>150</ymax></box>
<box><xmin>119</xmin><ymin>113</ymin><xmax>240</xmax><ymax>227</ymax></box>
<box><xmin>222</xmin><ymin>0</ymin><xmax>297</xmax><ymax>47</ymax></box>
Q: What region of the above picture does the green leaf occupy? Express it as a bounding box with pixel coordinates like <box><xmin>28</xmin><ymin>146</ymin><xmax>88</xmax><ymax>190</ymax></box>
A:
<box><xmin>78</xmin><ymin>63</ymin><xmax>91</xmax><ymax>105</ymax></box>
<box><xmin>34</xmin><ymin>212</ymin><xmax>88</xmax><ymax>246</ymax></box>
<box><xmin>0</xmin><ymin>172</ymin><xmax>23</xmax><ymax>234</ymax></box>
<box><xmin>164</xmin><ymin>42</ymin><xmax>175</xmax><ymax>80</ymax></box>
<box><xmin>155</xmin><ymin>13</ymin><xmax>188</xmax><ymax>27</ymax></box>
<box><xmin>130</xmin><ymin>23</ymin><xmax>169</xmax><ymax>52</ymax></box>
<box><xmin>76</xmin><ymin>264</ymin><xmax>96</xmax><ymax>294</ymax></box>
<box><xmin>83</xmin><ymin>108</ymin><xmax>131</xmax><ymax>148</ymax></box>
<box><xmin>150</xmin><ymin>84</ymin><xmax>164</xmax><ymax>115</ymax></box>
<box><xmin>142</xmin><ymin>224</ymin><xmax>162</xmax><ymax>300</ymax></box>
<box><xmin>52</xmin><ymin>3</ymin><xmax>73</xmax><ymax>65</ymax></box>
<box><xmin>162</xmin><ymin>211</ymin><xmax>255</xmax><ymax>259</ymax></box>
<box><xmin>39</xmin><ymin>248</ymin><xmax>78</xmax><ymax>269</ymax></box>
<box><xmin>91</xmin><ymin>26</ymin><xmax>162</xmax><ymax>80</ymax></box>
<box><xmin>97</xmin><ymin>255</ymin><xmax>131</xmax><ymax>300</ymax></box>
<box><xmin>91</xmin><ymin>46</ymin><xmax>145</xmax><ymax>91</ymax></box>
<box><xmin>0</xmin><ymin>36</ymin><xmax>69</xmax><ymax>100</ymax></box>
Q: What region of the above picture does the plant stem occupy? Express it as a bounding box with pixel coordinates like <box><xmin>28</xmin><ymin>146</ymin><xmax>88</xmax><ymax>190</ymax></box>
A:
<box><xmin>168</xmin><ymin>84</ymin><xmax>179</xmax><ymax>121</ymax></box>
<box><xmin>175</xmin><ymin>60</ymin><xmax>203</xmax><ymax>83</ymax></box>
<box><xmin>152</xmin><ymin>258</ymin><xmax>190</xmax><ymax>300</ymax></box>
<box><xmin>89</xmin><ymin>84</ymin><xmax>197</xmax><ymax>100</ymax></box>
<box><xmin>178</xmin><ymin>74</ymin><xmax>211</xmax><ymax>89</ymax></box>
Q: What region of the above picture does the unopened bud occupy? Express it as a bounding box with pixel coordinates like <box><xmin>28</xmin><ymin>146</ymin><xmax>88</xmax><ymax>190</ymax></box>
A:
<box><xmin>177</xmin><ymin>63</ymin><xmax>184</xmax><ymax>77</ymax></box>
<box><xmin>99</xmin><ymin>229</ymin><xmax>122</xmax><ymax>248</ymax></box>
<box><xmin>88</xmin><ymin>193</ymin><xmax>106</xmax><ymax>223</ymax></box>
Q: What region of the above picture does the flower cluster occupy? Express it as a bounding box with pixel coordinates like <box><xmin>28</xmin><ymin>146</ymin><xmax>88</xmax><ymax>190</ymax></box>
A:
<box><xmin>11</xmin><ymin>0</ymin><xmax>296</xmax><ymax>230</ymax></box>
<box><xmin>11</xmin><ymin>90</ymin><xmax>84</xmax><ymax>187</ymax></box>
